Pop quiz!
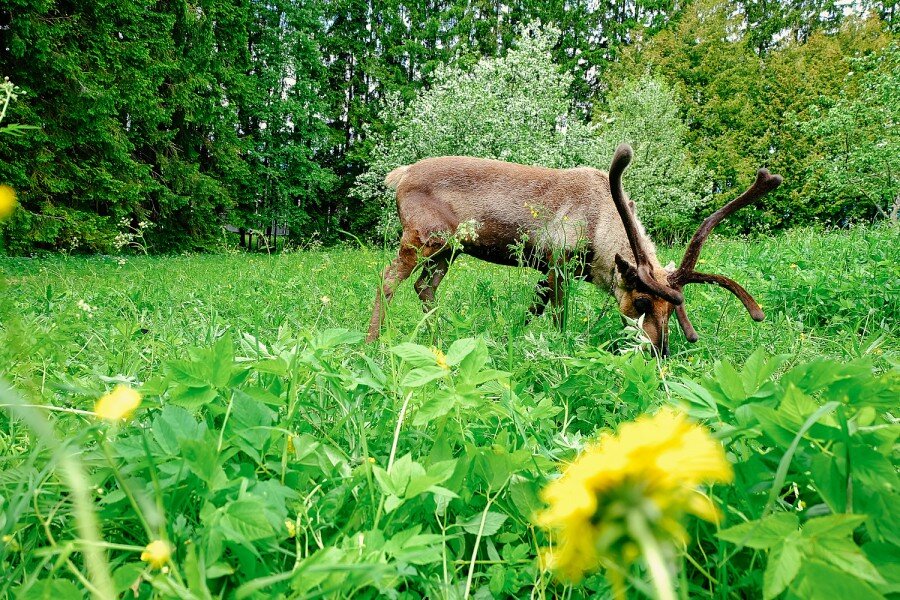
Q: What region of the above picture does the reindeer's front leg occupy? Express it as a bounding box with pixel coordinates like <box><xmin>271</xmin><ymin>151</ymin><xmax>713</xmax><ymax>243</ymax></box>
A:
<box><xmin>413</xmin><ymin>251</ymin><xmax>451</xmax><ymax>309</ymax></box>
<box><xmin>529</xmin><ymin>269</ymin><xmax>566</xmax><ymax>327</ymax></box>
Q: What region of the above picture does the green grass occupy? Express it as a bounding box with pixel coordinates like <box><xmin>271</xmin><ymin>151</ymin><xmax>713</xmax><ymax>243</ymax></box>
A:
<box><xmin>0</xmin><ymin>224</ymin><xmax>897</xmax><ymax>599</ymax></box>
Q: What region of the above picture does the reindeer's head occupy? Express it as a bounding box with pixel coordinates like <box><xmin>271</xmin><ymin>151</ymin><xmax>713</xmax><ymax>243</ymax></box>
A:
<box><xmin>608</xmin><ymin>144</ymin><xmax>783</xmax><ymax>357</ymax></box>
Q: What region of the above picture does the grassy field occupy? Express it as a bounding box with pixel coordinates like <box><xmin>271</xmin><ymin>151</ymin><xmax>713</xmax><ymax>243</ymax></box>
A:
<box><xmin>0</xmin><ymin>224</ymin><xmax>898</xmax><ymax>599</ymax></box>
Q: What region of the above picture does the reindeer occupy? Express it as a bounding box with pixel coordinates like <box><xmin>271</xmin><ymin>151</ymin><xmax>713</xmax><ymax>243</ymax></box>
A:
<box><xmin>366</xmin><ymin>144</ymin><xmax>782</xmax><ymax>356</ymax></box>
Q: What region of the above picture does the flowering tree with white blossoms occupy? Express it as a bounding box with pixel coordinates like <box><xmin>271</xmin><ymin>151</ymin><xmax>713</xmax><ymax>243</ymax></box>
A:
<box><xmin>595</xmin><ymin>75</ymin><xmax>710</xmax><ymax>241</ymax></box>
<box><xmin>353</xmin><ymin>23</ymin><xmax>600</xmax><ymax>239</ymax></box>
<box><xmin>354</xmin><ymin>23</ymin><xmax>707</xmax><ymax>242</ymax></box>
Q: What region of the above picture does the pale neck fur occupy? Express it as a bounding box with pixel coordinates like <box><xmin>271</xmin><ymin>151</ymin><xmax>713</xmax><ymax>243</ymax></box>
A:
<box><xmin>589</xmin><ymin>203</ymin><xmax>667</xmax><ymax>303</ymax></box>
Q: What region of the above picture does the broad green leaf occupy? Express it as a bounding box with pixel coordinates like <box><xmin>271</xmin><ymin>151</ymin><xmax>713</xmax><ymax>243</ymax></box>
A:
<box><xmin>855</xmin><ymin>489</ymin><xmax>900</xmax><ymax>546</ymax></box>
<box><xmin>253</xmin><ymin>358</ymin><xmax>288</xmax><ymax>376</ymax></box>
<box><xmin>183</xmin><ymin>544</ymin><xmax>213</xmax><ymax>600</ymax></box>
<box><xmin>182</xmin><ymin>438</ymin><xmax>226</xmax><ymax>488</ymax></box>
<box><xmin>313</xmin><ymin>328</ymin><xmax>363</xmax><ymax>349</ymax></box>
<box><xmin>402</xmin><ymin>365</ymin><xmax>448</xmax><ymax>388</ymax></box>
<box><xmin>112</xmin><ymin>563</ymin><xmax>145</xmax><ymax>595</ymax></box>
<box><xmin>205</xmin><ymin>563</ymin><xmax>234</xmax><ymax>579</ymax></box>
<box><xmin>227</xmin><ymin>389</ymin><xmax>275</xmax><ymax>461</ymax></box>
<box><xmin>389</xmin><ymin>453</ymin><xmax>415</xmax><ymax>495</ymax></box>
<box><xmin>763</xmin><ymin>534</ymin><xmax>802</xmax><ymax>599</ymax></box>
<box><xmin>810</xmin><ymin>452</ymin><xmax>847</xmax><ymax>513</ymax></box>
<box><xmin>403</xmin><ymin>462</ymin><xmax>432</xmax><ymax>498</ymax></box>
<box><xmin>863</xmin><ymin>542</ymin><xmax>900</xmax><ymax>594</ymax></box>
<box><xmin>811</xmin><ymin>536</ymin><xmax>885</xmax><ymax>585</ymax></box>
<box><xmin>221</xmin><ymin>498</ymin><xmax>276</xmax><ymax>542</ymax></box>
<box><xmin>741</xmin><ymin>348</ymin><xmax>788</xmax><ymax>395</ymax></box>
<box><xmin>470</xmin><ymin>369</ymin><xmax>511</xmax><ymax>386</ymax></box>
<box><xmin>207</xmin><ymin>336</ymin><xmax>235</xmax><ymax>388</ymax></box>
<box><xmin>373</xmin><ymin>466</ymin><xmax>398</xmax><ymax>496</ymax></box>
<box><xmin>384</xmin><ymin>494</ymin><xmax>403</xmax><ymax>513</ymax></box>
<box><xmin>385</xmin><ymin>528</ymin><xmax>445</xmax><ymax>565</ymax></box>
<box><xmin>406</xmin><ymin>459</ymin><xmax>457</xmax><ymax>497</ymax></box>
<box><xmin>718</xmin><ymin>513</ymin><xmax>799</xmax><ymax>549</ymax></box>
<box><xmin>509</xmin><ymin>480</ymin><xmax>542</xmax><ymax>520</ymax></box>
<box><xmin>778</xmin><ymin>384</ymin><xmax>836</xmax><ymax>433</ymax></box>
<box><xmin>668</xmin><ymin>379</ymin><xmax>719</xmax><ymax>419</ymax></box>
<box><xmin>446</xmin><ymin>338</ymin><xmax>477</xmax><ymax>366</ymax></box>
<box><xmin>153</xmin><ymin>405</ymin><xmax>200</xmax><ymax>455</ymax></box>
<box><xmin>169</xmin><ymin>384</ymin><xmax>218</xmax><ymax>410</ymax></box>
<box><xmin>849</xmin><ymin>443</ymin><xmax>900</xmax><ymax>491</ymax></box>
<box><xmin>425</xmin><ymin>459</ymin><xmax>458</xmax><ymax>484</ymax></box>
<box><xmin>753</xmin><ymin>404</ymin><xmax>802</xmax><ymax>448</ymax></box>
<box><xmin>16</xmin><ymin>580</ymin><xmax>83</xmax><ymax>600</ymax></box>
<box><xmin>459</xmin><ymin>339</ymin><xmax>489</xmax><ymax>381</ymax></box>
<box><xmin>166</xmin><ymin>358</ymin><xmax>210</xmax><ymax>388</ymax></box>
<box><xmin>802</xmin><ymin>514</ymin><xmax>867</xmax><ymax>538</ymax></box>
<box><xmin>412</xmin><ymin>390</ymin><xmax>456</xmax><ymax>426</ymax></box>
<box><xmin>391</xmin><ymin>343</ymin><xmax>437</xmax><ymax>367</ymax></box>
<box><xmin>241</xmin><ymin>385</ymin><xmax>284</xmax><ymax>407</ymax></box>
<box><xmin>460</xmin><ymin>510</ymin><xmax>508</xmax><ymax>536</ymax></box>
<box><xmin>714</xmin><ymin>359</ymin><xmax>746</xmax><ymax>404</ymax></box>
<box><xmin>792</xmin><ymin>559</ymin><xmax>885</xmax><ymax>600</ymax></box>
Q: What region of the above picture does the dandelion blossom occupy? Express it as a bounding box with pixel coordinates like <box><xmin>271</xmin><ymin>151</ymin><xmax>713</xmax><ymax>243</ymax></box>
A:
<box><xmin>94</xmin><ymin>385</ymin><xmax>142</xmax><ymax>422</ymax></box>
<box><xmin>537</xmin><ymin>408</ymin><xmax>732</xmax><ymax>589</ymax></box>
<box><xmin>140</xmin><ymin>540</ymin><xmax>172</xmax><ymax>569</ymax></box>
<box><xmin>0</xmin><ymin>185</ymin><xmax>16</xmax><ymax>220</ymax></box>
<box><xmin>431</xmin><ymin>347</ymin><xmax>449</xmax><ymax>370</ymax></box>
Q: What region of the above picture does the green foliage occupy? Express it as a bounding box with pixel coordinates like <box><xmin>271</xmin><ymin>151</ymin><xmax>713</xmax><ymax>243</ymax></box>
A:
<box><xmin>610</xmin><ymin>2</ymin><xmax>895</xmax><ymax>232</ymax></box>
<box><xmin>1</xmin><ymin>225</ymin><xmax>898</xmax><ymax>597</ymax></box>
<box><xmin>675</xmin><ymin>349</ymin><xmax>899</xmax><ymax>598</ymax></box>
<box><xmin>800</xmin><ymin>42</ymin><xmax>900</xmax><ymax>223</ymax></box>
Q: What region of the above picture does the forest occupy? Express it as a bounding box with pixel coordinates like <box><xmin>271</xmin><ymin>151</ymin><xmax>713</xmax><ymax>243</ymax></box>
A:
<box><xmin>0</xmin><ymin>0</ymin><xmax>898</xmax><ymax>253</ymax></box>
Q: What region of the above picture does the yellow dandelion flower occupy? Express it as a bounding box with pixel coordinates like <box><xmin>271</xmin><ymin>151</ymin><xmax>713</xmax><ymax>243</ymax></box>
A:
<box><xmin>140</xmin><ymin>540</ymin><xmax>172</xmax><ymax>569</ymax></box>
<box><xmin>94</xmin><ymin>385</ymin><xmax>142</xmax><ymax>422</ymax></box>
<box><xmin>431</xmin><ymin>347</ymin><xmax>449</xmax><ymax>370</ymax></box>
<box><xmin>285</xmin><ymin>519</ymin><xmax>297</xmax><ymax>538</ymax></box>
<box><xmin>536</xmin><ymin>408</ymin><xmax>732</xmax><ymax>584</ymax></box>
<box><xmin>0</xmin><ymin>185</ymin><xmax>17</xmax><ymax>220</ymax></box>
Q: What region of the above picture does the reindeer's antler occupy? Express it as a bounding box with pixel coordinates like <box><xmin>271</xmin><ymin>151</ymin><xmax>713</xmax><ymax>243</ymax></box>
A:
<box><xmin>609</xmin><ymin>144</ymin><xmax>684</xmax><ymax>305</ymax></box>
<box><xmin>668</xmin><ymin>168</ymin><xmax>783</xmax><ymax>341</ymax></box>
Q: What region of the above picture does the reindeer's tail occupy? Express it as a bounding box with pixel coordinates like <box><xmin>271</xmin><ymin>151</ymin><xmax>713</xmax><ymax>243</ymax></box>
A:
<box><xmin>384</xmin><ymin>165</ymin><xmax>410</xmax><ymax>190</ymax></box>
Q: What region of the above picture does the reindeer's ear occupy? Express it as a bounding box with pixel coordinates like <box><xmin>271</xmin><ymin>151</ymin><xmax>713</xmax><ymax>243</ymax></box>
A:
<box><xmin>614</xmin><ymin>254</ymin><xmax>642</xmax><ymax>290</ymax></box>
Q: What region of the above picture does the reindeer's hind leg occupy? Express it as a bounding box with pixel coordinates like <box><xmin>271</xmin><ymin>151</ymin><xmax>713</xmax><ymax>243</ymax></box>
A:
<box><xmin>368</xmin><ymin>191</ymin><xmax>458</xmax><ymax>342</ymax></box>
<box><xmin>367</xmin><ymin>233</ymin><xmax>448</xmax><ymax>342</ymax></box>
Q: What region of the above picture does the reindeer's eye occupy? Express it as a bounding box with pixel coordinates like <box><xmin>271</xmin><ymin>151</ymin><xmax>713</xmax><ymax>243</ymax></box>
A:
<box><xmin>633</xmin><ymin>297</ymin><xmax>652</xmax><ymax>314</ymax></box>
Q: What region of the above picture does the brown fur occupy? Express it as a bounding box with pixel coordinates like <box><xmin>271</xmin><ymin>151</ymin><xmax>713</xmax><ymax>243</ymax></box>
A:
<box><xmin>366</xmin><ymin>156</ymin><xmax>674</xmax><ymax>351</ymax></box>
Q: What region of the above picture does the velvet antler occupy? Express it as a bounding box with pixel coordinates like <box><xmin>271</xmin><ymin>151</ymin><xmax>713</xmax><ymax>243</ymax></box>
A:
<box><xmin>669</xmin><ymin>168</ymin><xmax>783</xmax><ymax>341</ymax></box>
<box><xmin>609</xmin><ymin>144</ymin><xmax>684</xmax><ymax>305</ymax></box>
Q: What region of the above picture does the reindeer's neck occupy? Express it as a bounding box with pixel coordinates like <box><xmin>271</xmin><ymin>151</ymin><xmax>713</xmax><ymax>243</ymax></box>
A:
<box><xmin>589</xmin><ymin>208</ymin><xmax>665</xmax><ymax>301</ymax></box>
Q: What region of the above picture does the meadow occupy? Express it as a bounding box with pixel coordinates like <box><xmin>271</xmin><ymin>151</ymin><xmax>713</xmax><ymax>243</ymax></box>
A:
<box><xmin>0</xmin><ymin>224</ymin><xmax>898</xmax><ymax>599</ymax></box>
